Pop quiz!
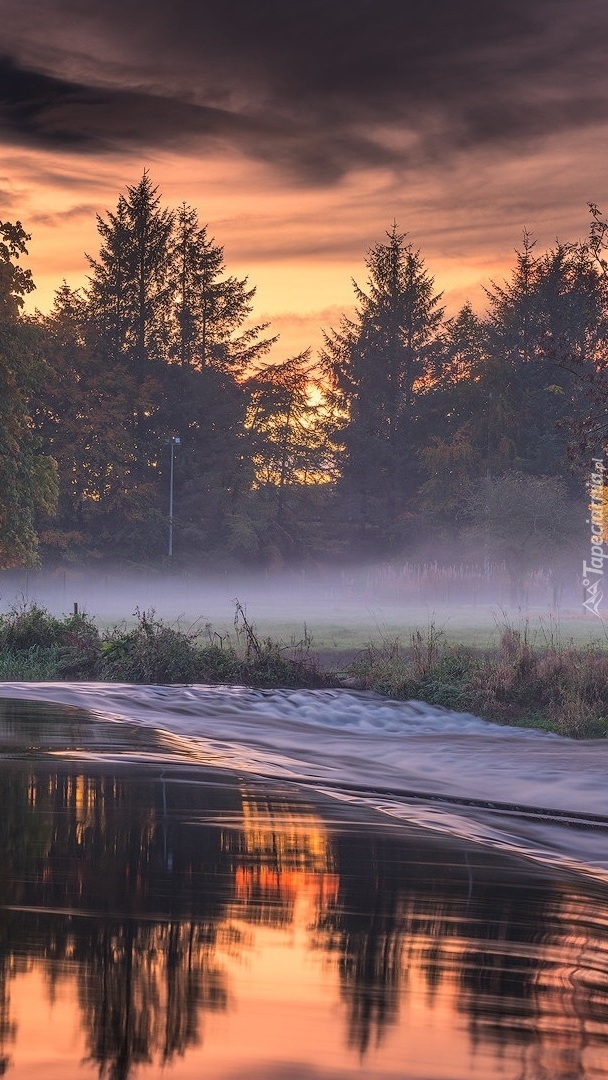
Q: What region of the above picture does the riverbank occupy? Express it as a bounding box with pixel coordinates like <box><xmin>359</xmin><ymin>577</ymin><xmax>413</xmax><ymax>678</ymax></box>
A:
<box><xmin>0</xmin><ymin>602</ymin><xmax>606</xmax><ymax>738</ymax></box>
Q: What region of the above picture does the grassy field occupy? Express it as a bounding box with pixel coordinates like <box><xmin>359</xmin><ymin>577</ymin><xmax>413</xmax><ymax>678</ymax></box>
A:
<box><xmin>1</xmin><ymin>581</ymin><xmax>606</xmax><ymax>652</ymax></box>
<box><xmin>3</xmin><ymin>565</ymin><xmax>602</xmax><ymax>656</ymax></box>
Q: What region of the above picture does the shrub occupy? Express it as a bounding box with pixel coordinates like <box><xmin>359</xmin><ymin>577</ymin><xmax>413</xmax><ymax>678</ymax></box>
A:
<box><xmin>100</xmin><ymin>610</ymin><xmax>205</xmax><ymax>684</ymax></box>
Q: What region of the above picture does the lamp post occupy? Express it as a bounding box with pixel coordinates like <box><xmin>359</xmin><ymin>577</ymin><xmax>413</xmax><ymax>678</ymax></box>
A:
<box><xmin>166</xmin><ymin>436</ymin><xmax>181</xmax><ymax>557</ymax></box>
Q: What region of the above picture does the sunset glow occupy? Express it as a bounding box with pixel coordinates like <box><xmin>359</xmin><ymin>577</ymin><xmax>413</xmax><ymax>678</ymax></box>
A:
<box><xmin>2</xmin><ymin>1</ymin><xmax>607</xmax><ymax>357</ymax></box>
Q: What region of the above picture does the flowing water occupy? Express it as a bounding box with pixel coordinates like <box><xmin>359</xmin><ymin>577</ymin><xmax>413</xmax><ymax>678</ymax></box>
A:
<box><xmin>0</xmin><ymin>682</ymin><xmax>607</xmax><ymax>1078</ymax></box>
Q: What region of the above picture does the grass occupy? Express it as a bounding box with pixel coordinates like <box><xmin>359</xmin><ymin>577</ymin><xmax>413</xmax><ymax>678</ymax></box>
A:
<box><xmin>345</xmin><ymin>615</ymin><xmax>608</xmax><ymax>738</ymax></box>
<box><xmin>0</xmin><ymin>601</ymin><xmax>607</xmax><ymax>738</ymax></box>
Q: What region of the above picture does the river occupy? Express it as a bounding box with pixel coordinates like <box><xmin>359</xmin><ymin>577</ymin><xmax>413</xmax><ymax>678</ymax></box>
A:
<box><xmin>0</xmin><ymin>682</ymin><xmax>607</xmax><ymax>1078</ymax></box>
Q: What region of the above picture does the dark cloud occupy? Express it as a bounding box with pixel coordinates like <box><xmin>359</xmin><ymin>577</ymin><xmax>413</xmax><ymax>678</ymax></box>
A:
<box><xmin>0</xmin><ymin>55</ymin><xmax>259</xmax><ymax>151</ymax></box>
<box><xmin>1</xmin><ymin>0</ymin><xmax>607</xmax><ymax>183</ymax></box>
<box><xmin>0</xmin><ymin>53</ymin><xmax>407</xmax><ymax>185</ymax></box>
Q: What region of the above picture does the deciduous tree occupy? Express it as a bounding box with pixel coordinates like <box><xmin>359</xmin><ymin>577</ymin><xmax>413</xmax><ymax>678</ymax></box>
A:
<box><xmin>0</xmin><ymin>220</ymin><xmax>57</xmax><ymax>566</ymax></box>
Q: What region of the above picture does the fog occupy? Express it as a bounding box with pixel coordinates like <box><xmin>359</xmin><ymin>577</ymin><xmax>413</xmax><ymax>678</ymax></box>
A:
<box><xmin>0</xmin><ymin>558</ymin><xmax>599</xmax><ymax>649</ymax></box>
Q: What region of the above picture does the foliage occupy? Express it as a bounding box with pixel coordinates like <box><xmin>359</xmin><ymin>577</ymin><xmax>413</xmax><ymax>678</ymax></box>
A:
<box><xmin>9</xmin><ymin>193</ymin><xmax>608</xmax><ymax>569</ymax></box>
<box><xmin>33</xmin><ymin>174</ymin><xmax>305</xmax><ymax>564</ymax></box>
<box><xmin>463</xmin><ymin>471</ymin><xmax>581</xmax><ymax>599</ymax></box>
<box><xmin>0</xmin><ymin>601</ymin><xmax>100</xmax><ymax>677</ymax></box>
<box><xmin>322</xmin><ymin>223</ymin><xmax>445</xmax><ymax>550</ymax></box>
<box><xmin>100</xmin><ymin>609</ymin><xmax>209</xmax><ymax>683</ymax></box>
<box><xmin>346</xmin><ymin>619</ymin><xmax>608</xmax><ymax>738</ymax></box>
<box><xmin>0</xmin><ymin>220</ymin><xmax>58</xmax><ymax>567</ymax></box>
<box><xmin>481</xmin><ymin>233</ymin><xmax>608</xmax><ymax>474</ymax></box>
<box><xmin>171</xmin><ymin>201</ymin><xmax>276</xmax><ymax>373</ymax></box>
<box><xmin>0</xmin><ymin>602</ymin><xmax>327</xmax><ymax>688</ymax></box>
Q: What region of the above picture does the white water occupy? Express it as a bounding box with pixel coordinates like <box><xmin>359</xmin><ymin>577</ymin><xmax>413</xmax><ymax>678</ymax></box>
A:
<box><xmin>2</xmin><ymin>681</ymin><xmax>608</xmax><ymax>883</ymax></box>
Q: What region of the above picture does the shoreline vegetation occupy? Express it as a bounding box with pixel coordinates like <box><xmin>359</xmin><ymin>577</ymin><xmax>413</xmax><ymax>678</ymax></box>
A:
<box><xmin>0</xmin><ymin>602</ymin><xmax>606</xmax><ymax>739</ymax></box>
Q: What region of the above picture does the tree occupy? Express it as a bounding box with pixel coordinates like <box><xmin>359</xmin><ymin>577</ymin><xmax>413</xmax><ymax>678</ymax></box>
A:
<box><xmin>464</xmin><ymin>471</ymin><xmax>580</xmax><ymax>601</ymax></box>
<box><xmin>74</xmin><ymin>178</ymin><xmax>281</xmax><ymax>563</ymax></box>
<box><xmin>416</xmin><ymin>303</ymin><xmax>488</xmax><ymax>526</ymax></box>
<box><xmin>322</xmin><ymin>224</ymin><xmax>444</xmax><ymax>551</ymax></box>
<box><xmin>0</xmin><ymin>220</ymin><xmax>57</xmax><ymax>566</ymax></box>
<box><xmin>87</xmin><ymin>171</ymin><xmax>175</xmax><ymax>371</ymax></box>
<box><xmin>234</xmin><ymin>351</ymin><xmax>339</xmax><ymax>561</ymax></box>
<box><xmin>33</xmin><ymin>283</ymin><xmax>151</xmax><ymax>561</ymax></box>
<box><xmin>481</xmin><ymin>234</ymin><xmax>608</xmax><ymax>479</ymax></box>
<box><xmin>171</xmin><ymin>203</ymin><xmax>275</xmax><ymax>374</ymax></box>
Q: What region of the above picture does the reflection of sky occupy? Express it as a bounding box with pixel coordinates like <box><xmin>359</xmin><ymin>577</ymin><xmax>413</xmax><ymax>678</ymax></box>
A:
<box><xmin>2</xmin><ymin>0</ymin><xmax>607</xmax><ymax>356</ymax></box>
<box><xmin>2</xmin><ymin>771</ymin><xmax>608</xmax><ymax>1078</ymax></box>
<box><xmin>6</xmin><ymin>856</ymin><xmax>608</xmax><ymax>1077</ymax></box>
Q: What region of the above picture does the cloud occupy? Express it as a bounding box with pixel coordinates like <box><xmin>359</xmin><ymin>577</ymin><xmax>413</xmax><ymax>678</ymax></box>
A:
<box><xmin>1</xmin><ymin>0</ymin><xmax>607</xmax><ymax>184</ymax></box>
<box><xmin>29</xmin><ymin>202</ymin><xmax>98</xmax><ymax>226</ymax></box>
<box><xmin>0</xmin><ymin>55</ymin><xmax>259</xmax><ymax>155</ymax></box>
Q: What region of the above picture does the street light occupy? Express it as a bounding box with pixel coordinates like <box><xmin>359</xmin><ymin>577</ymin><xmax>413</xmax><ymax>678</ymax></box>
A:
<box><xmin>166</xmin><ymin>436</ymin><xmax>181</xmax><ymax>557</ymax></box>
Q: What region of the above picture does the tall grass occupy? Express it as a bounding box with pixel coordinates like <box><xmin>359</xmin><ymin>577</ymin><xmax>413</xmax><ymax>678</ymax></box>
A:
<box><xmin>346</xmin><ymin>617</ymin><xmax>608</xmax><ymax>738</ymax></box>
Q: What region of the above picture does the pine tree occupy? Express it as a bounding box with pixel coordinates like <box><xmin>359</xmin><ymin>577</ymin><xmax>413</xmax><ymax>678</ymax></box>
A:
<box><xmin>482</xmin><ymin>236</ymin><xmax>607</xmax><ymax>478</ymax></box>
<box><xmin>171</xmin><ymin>202</ymin><xmax>276</xmax><ymax>373</ymax></box>
<box><xmin>87</xmin><ymin>171</ymin><xmax>174</xmax><ymax>371</ymax></box>
<box><xmin>322</xmin><ymin>224</ymin><xmax>444</xmax><ymax>550</ymax></box>
<box><xmin>33</xmin><ymin>283</ymin><xmax>148</xmax><ymax>560</ymax></box>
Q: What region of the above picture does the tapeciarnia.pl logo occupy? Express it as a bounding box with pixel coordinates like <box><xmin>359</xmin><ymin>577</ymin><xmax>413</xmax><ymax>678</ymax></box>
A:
<box><xmin>582</xmin><ymin>457</ymin><xmax>606</xmax><ymax>619</ymax></box>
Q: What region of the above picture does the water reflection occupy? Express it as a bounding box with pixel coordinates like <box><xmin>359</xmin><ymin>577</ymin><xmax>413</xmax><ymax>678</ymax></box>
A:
<box><xmin>0</xmin><ymin>704</ymin><xmax>607</xmax><ymax>1075</ymax></box>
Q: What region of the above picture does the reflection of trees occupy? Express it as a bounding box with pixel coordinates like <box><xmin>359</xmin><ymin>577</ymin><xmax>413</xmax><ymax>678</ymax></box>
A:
<box><xmin>322</xmin><ymin>827</ymin><xmax>608</xmax><ymax>1069</ymax></box>
<box><xmin>0</xmin><ymin>950</ymin><xmax>16</xmax><ymax>1076</ymax></box>
<box><xmin>0</xmin><ymin>760</ymin><xmax>240</xmax><ymax>1077</ymax></box>
<box><xmin>319</xmin><ymin>833</ymin><xmax>403</xmax><ymax>1054</ymax></box>
<box><xmin>0</xmin><ymin>752</ymin><xmax>608</xmax><ymax>1078</ymax></box>
<box><xmin>78</xmin><ymin>920</ymin><xmax>226</xmax><ymax>1080</ymax></box>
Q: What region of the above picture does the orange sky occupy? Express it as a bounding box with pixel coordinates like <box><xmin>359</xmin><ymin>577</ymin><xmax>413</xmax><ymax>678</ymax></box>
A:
<box><xmin>2</xmin><ymin>0</ymin><xmax>607</xmax><ymax>359</ymax></box>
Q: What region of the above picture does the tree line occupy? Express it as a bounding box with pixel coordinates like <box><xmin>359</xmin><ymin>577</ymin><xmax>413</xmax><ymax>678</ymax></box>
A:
<box><xmin>1</xmin><ymin>173</ymin><xmax>607</xmax><ymax>572</ymax></box>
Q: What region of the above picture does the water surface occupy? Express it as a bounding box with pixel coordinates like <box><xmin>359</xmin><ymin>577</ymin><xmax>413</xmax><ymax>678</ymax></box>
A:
<box><xmin>0</xmin><ymin>685</ymin><xmax>607</xmax><ymax>1078</ymax></box>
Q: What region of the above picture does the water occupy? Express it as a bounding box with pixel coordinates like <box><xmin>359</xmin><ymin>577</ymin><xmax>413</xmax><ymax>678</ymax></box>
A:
<box><xmin>0</xmin><ymin>683</ymin><xmax>608</xmax><ymax>1078</ymax></box>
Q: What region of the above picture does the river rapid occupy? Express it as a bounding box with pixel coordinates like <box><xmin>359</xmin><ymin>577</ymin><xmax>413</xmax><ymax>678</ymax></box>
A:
<box><xmin>2</xmin><ymin>680</ymin><xmax>607</xmax><ymax>884</ymax></box>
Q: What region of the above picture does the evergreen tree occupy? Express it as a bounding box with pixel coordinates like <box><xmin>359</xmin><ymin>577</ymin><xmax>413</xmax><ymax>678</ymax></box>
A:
<box><xmin>87</xmin><ymin>171</ymin><xmax>175</xmax><ymax>371</ymax></box>
<box><xmin>482</xmin><ymin>235</ymin><xmax>607</xmax><ymax>480</ymax></box>
<box><xmin>34</xmin><ymin>283</ymin><xmax>153</xmax><ymax>561</ymax></box>
<box><xmin>0</xmin><ymin>221</ymin><xmax>57</xmax><ymax>566</ymax></box>
<box><xmin>81</xmin><ymin>174</ymin><xmax>178</xmax><ymax>554</ymax></box>
<box><xmin>416</xmin><ymin>303</ymin><xmax>491</xmax><ymax>526</ymax></box>
<box><xmin>322</xmin><ymin>224</ymin><xmax>444</xmax><ymax>551</ymax></box>
<box><xmin>171</xmin><ymin>202</ymin><xmax>276</xmax><ymax>374</ymax></box>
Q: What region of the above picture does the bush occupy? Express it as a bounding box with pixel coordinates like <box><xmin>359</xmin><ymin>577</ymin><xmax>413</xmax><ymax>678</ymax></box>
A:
<box><xmin>0</xmin><ymin>602</ymin><xmax>101</xmax><ymax>679</ymax></box>
<box><xmin>100</xmin><ymin>610</ymin><xmax>204</xmax><ymax>683</ymax></box>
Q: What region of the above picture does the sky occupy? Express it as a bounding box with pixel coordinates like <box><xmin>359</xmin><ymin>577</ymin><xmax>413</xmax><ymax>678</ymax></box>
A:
<box><xmin>1</xmin><ymin>0</ymin><xmax>608</xmax><ymax>358</ymax></box>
